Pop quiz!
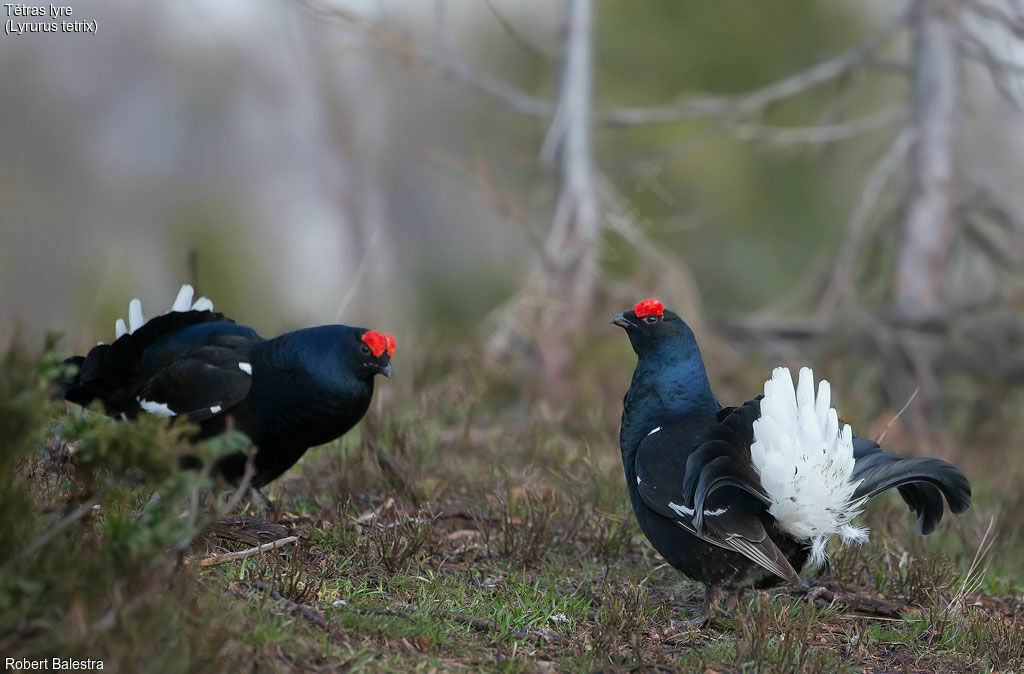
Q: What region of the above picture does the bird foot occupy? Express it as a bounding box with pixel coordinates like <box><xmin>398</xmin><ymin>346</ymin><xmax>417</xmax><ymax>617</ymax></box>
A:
<box><xmin>681</xmin><ymin>610</ymin><xmax>714</xmax><ymax>629</ymax></box>
<box><xmin>718</xmin><ymin>590</ymin><xmax>741</xmax><ymax>620</ymax></box>
<box><xmin>679</xmin><ymin>585</ymin><xmax>723</xmax><ymax>629</ymax></box>
<box><xmin>248</xmin><ymin>487</ymin><xmax>278</xmax><ymax>520</ymax></box>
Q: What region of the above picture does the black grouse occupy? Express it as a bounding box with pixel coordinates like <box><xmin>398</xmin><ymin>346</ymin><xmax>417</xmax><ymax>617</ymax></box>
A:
<box><xmin>613</xmin><ymin>298</ymin><xmax>971</xmax><ymax>625</ymax></box>
<box><xmin>61</xmin><ymin>284</ymin><xmax>396</xmax><ymax>494</ymax></box>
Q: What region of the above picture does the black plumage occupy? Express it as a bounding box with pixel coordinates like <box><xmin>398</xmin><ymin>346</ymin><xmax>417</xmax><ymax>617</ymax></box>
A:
<box><xmin>613</xmin><ymin>299</ymin><xmax>971</xmax><ymax>625</ymax></box>
<box><xmin>61</xmin><ymin>285</ymin><xmax>395</xmax><ymax>491</ymax></box>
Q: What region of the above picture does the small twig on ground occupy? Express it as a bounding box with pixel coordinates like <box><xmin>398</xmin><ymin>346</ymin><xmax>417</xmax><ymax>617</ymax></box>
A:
<box><xmin>188</xmin><ymin>536</ymin><xmax>299</xmax><ymax>567</ymax></box>
<box><xmin>797</xmin><ymin>581</ymin><xmax>914</xmax><ymax>619</ymax></box>
<box><xmin>252</xmin><ymin>581</ymin><xmax>328</xmax><ymax>628</ymax></box>
<box><xmin>438</xmin><ymin>608</ymin><xmax>562</xmax><ymax>642</ymax></box>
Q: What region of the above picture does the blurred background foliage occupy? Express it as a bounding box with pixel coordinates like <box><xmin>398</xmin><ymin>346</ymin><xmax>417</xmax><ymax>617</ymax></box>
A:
<box><xmin>1</xmin><ymin>0</ymin><xmax>890</xmax><ymax>339</ymax></box>
<box><xmin>595</xmin><ymin>0</ymin><xmax>876</xmax><ymax>310</ymax></box>
<box><xmin>1</xmin><ymin>0</ymin><xmax>1022</xmax><ymax>440</ymax></box>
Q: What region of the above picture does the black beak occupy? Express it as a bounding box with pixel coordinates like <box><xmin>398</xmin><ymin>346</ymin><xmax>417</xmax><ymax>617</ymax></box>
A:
<box><xmin>370</xmin><ymin>361</ymin><xmax>392</xmax><ymax>378</ymax></box>
<box><xmin>611</xmin><ymin>313</ymin><xmax>634</xmax><ymax>329</ymax></box>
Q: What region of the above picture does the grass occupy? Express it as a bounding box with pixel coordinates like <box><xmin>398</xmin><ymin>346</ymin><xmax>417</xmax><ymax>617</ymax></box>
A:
<box><xmin>2</xmin><ymin>345</ymin><xmax>1023</xmax><ymax>672</ymax></box>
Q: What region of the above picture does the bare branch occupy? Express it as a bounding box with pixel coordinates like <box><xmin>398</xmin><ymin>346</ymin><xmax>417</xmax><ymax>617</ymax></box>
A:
<box><xmin>484</xmin><ymin>0</ymin><xmax>599</xmax><ymax>375</ymax></box>
<box><xmin>596</xmin><ymin>175</ymin><xmax>706</xmax><ymax>329</ymax></box>
<box><xmin>293</xmin><ymin>0</ymin><xmax>911</xmax><ymax>128</ymax></box>
<box><xmin>542</xmin><ymin>0</ymin><xmax>598</xmax><ymax>270</ymax></box>
<box><xmin>960</xmin><ymin>34</ymin><xmax>1024</xmax><ymax>74</ymax></box>
<box><xmin>295</xmin><ymin>0</ymin><xmax>553</xmax><ymax>116</ymax></box>
<box><xmin>959</xmin><ymin>34</ymin><xmax>1024</xmax><ymax>107</ymax></box>
<box><xmin>959</xmin><ymin>180</ymin><xmax>1024</xmax><ymax>234</ymax></box>
<box><xmin>968</xmin><ymin>0</ymin><xmax>1024</xmax><ymax>39</ymax></box>
<box><xmin>482</xmin><ymin>0</ymin><xmax>557</xmax><ymax>64</ymax></box>
<box><xmin>470</xmin><ymin>151</ymin><xmax>554</xmax><ymax>269</ymax></box>
<box><xmin>730</xmin><ymin>106</ymin><xmax>907</xmax><ymax>146</ymax></box>
<box><xmin>963</xmin><ymin>218</ymin><xmax>1024</xmax><ymax>270</ymax></box>
<box><xmin>819</xmin><ymin>129</ymin><xmax>915</xmax><ymax>312</ymax></box>
<box><xmin>597</xmin><ymin>4</ymin><xmax>912</xmax><ymax>126</ymax></box>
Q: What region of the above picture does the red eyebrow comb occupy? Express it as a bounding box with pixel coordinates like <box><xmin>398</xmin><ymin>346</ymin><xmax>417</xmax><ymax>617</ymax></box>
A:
<box><xmin>384</xmin><ymin>334</ymin><xmax>396</xmax><ymax>358</ymax></box>
<box><xmin>361</xmin><ymin>331</ymin><xmax>387</xmax><ymax>357</ymax></box>
<box><xmin>633</xmin><ymin>298</ymin><xmax>664</xmax><ymax>317</ymax></box>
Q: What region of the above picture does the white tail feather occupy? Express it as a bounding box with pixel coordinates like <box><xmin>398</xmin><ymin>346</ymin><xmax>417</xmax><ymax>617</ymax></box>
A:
<box><xmin>171</xmin><ymin>284</ymin><xmax>195</xmax><ymax>312</ymax></box>
<box><xmin>750</xmin><ymin>367</ymin><xmax>868</xmax><ymax>566</ymax></box>
<box><xmin>127</xmin><ymin>299</ymin><xmax>144</xmax><ymax>333</ymax></box>
<box><xmin>111</xmin><ymin>284</ymin><xmax>215</xmax><ymax>340</ymax></box>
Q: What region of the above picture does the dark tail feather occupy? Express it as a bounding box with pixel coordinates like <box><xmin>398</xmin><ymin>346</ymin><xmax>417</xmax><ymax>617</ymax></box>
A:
<box><xmin>851</xmin><ymin>444</ymin><xmax>971</xmax><ymax>535</ymax></box>
<box><xmin>56</xmin><ymin>355</ymin><xmax>91</xmax><ymax>404</ymax></box>
<box><xmin>60</xmin><ymin>310</ymin><xmax>237</xmax><ymax>415</ymax></box>
<box><xmin>896</xmin><ymin>483</ymin><xmax>947</xmax><ymax>535</ymax></box>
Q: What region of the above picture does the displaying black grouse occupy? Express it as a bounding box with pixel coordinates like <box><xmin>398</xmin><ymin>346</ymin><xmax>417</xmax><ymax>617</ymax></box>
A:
<box><xmin>613</xmin><ymin>298</ymin><xmax>971</xmax><ymax>625</ymax></box>
<box><xmin>61</xmin><ymin>284</ymin><xmax>396</xmax><ymax>492</ymax></box>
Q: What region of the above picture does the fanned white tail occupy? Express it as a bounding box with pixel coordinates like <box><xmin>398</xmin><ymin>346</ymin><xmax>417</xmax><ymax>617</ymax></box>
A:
<box><xmin>112</xmin><ymin>284</ymin><xmax>214</xmax><ymax>338</ymax></box>
<box><xmin>750</xmin><ymin>367</ymin><xmax>868</xmax><ymax>566</ymax></box>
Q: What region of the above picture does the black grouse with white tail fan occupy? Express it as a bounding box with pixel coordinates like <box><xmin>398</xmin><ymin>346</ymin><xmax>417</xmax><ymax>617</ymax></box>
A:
<box><xmin>613</xmin><ymin>298</ymin><xmax>971</xmax><ymax>625</ymax></box>
<box><xmin>61</xmin><ymin>284</ymin><xmax>396</xmax><ymax>491</ymax></box>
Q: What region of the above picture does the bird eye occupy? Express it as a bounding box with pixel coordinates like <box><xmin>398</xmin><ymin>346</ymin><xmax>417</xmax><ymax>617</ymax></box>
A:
<box><xmin>644</xmin><ymin>315</ymin><xmax>660</xmax><ymax>324</ymax></box>
<box><xmin>360</xmin><ymin>343</ymin><xmax>371</xmax><ymax>354</ymax></box>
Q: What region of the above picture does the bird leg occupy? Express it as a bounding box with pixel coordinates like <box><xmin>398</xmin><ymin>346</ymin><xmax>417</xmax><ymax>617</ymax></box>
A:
<box><xmin>248</xmin><ymin>487</ymin><xmax>277</xmax><ymax>520</ymax></box>
<box><xmin>683</xmin><ymin>584</ymin><xmax>721</xmax><ymax>628</ymax></box>
<box><xmin>720</xmin><ymin>589</ymin><xmax>742</xmax><ymax>619</ymax></box>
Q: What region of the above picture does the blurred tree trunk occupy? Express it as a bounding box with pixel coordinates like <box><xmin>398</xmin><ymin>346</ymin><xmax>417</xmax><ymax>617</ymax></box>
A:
<box><xmin>894</xmin><ymin>0</ymin><xmax>960</xmax><ymax>323</ymax></box>
<box><xmin>536</xmin><ymin>0</ymin><xmax>599</xmax><ymax>391</ymax></box>
<box><xmin>480</xmin><ymin>0</ymin><xmax>598</xmax><ymax>399</ymax></box>
<box><xmin>544</xmin><ymin>0</ymin><xmax>598</xmax><ymax>320</ymax></box>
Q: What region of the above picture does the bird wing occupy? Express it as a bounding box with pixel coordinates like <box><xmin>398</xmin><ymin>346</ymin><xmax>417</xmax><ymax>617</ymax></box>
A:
<box><xmin>67</xmin><ymin>307</ymin><xmax>261</xmax><ymax>420</ymax></box>
<box><xmin>136</xmin><ymin>342</ymin><xmax>255</xmax><ymax>422</ymax></box>
<box><xmin>634</xmin><ymin>402</ymin><xmax>802</xmax><ymax>586</ymax></box>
